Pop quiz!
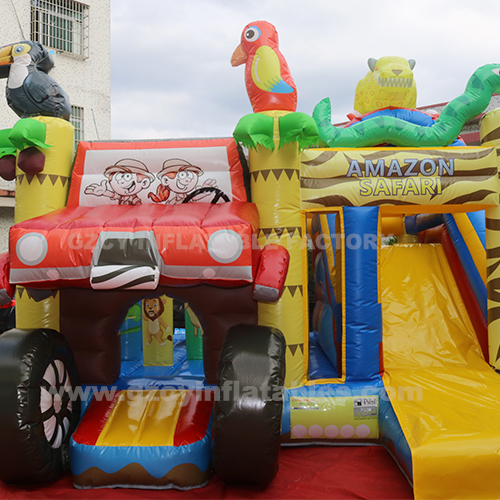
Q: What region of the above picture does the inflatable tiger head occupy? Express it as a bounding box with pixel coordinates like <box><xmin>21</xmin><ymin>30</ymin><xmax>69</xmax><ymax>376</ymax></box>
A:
<box><xmin>353</xmin><ymin>56</ymin><xmax>417</xmax><ymax>115</ymax></box>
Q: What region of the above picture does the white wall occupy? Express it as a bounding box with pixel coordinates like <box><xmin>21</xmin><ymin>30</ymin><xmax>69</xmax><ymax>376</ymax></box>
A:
<box><xmin>0</xmin><ymin>207</ymin><xmax>14</xmax><ymax>253</ymax></box>
<box><xmin>0</xmin><ymin>0</ymin><xmax>111</xmax><ymax>250</ymax></box>
<box><xmin>0</xmin><ymin>0</ymin><xmax>111</xmax><ymax>140</ymax></box>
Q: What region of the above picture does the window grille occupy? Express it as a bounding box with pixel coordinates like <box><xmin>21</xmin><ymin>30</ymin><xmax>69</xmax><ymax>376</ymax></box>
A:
<box><xmin>31</xmin><ymin>0</ymin><xmax>89</xmax><ymax>59</ymax></box>
<box><xmin>70</xmin><ymin>105</ymin><xmax>84</xmax><ymax>149</ymax></box>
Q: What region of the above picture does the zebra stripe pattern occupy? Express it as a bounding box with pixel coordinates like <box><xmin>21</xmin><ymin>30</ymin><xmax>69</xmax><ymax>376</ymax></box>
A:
<box><xmin>300</xmin><ymin>147</ymin><xmax>500</xmax><ymax>209</ymax></box>
<box><xmin>481</xmin><ymin>109</ymin><xmax>500</xmax><ymax>368</ymax></box>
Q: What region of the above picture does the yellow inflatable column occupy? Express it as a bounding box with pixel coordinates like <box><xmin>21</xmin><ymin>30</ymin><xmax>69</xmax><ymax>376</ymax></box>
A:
<box><xmin>248</xmin><ymin>111</ymin><xmax>304</xmax><ymax>387</ymax></box>
<box><xmin>15</xmin><ymin>116</ymin><xmax>74</xmax><ymax>330</ymax></box>
<box><xmin>481</xmin><ymin>108</ymin><xmax>500</xmax><ymax>368</ymax></box>
<box><xmin>142</xmin><ymin>296</ymin><xmax>174</xmax><ymax>366</ymax></box>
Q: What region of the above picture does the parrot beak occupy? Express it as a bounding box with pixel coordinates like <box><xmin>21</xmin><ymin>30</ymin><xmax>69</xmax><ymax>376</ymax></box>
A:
<box><xmin>0</xmin><ymin>44</ymin><xmax>13</xmax><ymax>66</ymax></box>
<box><xmin>231</xmin><ymin>44</ymin><xmax>247</xmax><ymax>67</ymax></box>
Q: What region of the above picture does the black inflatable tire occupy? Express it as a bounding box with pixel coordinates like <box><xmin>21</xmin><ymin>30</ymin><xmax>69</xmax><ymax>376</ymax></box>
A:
<box><xmin>0</xmin><ymin>328</ymin><xmax>81</xmax><ymax>484</ymax></box>
<box><xmin>212</xmin><ymin>324</ymin><xmax>286</xmax><ymax>486</ymax></box>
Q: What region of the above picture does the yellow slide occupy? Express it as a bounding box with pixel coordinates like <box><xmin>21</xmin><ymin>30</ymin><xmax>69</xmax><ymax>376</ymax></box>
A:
<box><xmin>381</xmin><ymin>244</ymin><xmax>500</xmax><ymax>499</ymax></box>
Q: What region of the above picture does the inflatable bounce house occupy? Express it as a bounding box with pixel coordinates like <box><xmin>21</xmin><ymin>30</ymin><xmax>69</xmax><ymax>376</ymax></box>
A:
<box><xmin>1</xmin><ymin>22</ymin><xmax>500</xmax><ymax>499</ymax></box>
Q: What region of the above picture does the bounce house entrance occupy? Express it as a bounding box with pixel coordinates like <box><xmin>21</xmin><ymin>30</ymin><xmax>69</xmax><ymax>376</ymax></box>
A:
<box><xmin>59</xmin><ymin>283</ymin><xmax>258</xmax><ymax>386</ymax></box>
<box><xmin>306</xmin><ymin>207</ymin><xmax>488</xmax><ymax>388</ymax></box>
<box><xmin>119</xmin><ymin>297</ymin><xmax>206</xmax><ymax>381</ymax></box>
<box><xmin>307</xmin><ymin>210</ymin><xmax>344</xmax><ymax>382</ymax></box>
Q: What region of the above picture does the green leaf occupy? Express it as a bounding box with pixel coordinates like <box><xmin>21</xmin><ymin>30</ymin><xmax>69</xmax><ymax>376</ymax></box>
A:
<box><xmin>0</xmin><ymin>129</ymin><xmax>16</xmax><ymax>158</ymax></box>
<box><xmin>233</xmin><ymin>113</ymin><xmax>275</xmax><ymax>151</ymax></box>
<box><xmin>279</xmin><ymin>112</ymin><xmax>319</xmax><ymax>150</ymax></box>
<box><xmin>8</xmin><ymin>118</ymin><xmax>51</xmax><ymax>150</ymax></box>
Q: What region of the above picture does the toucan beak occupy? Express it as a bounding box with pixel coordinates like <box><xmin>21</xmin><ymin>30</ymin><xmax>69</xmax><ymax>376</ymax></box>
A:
<box><xmin>0</xmin><ymin>45</ymin><xmax>13</xmax><ymax>66</ymax></box>
<box><xmin>0</xmin><ymin>45</ymin><xmax>13</xmax><ymax>79</ymax></box>
<box><xmin>231</xmin><ymin>44</ymin><xmax>247</xmax><ymax>67</ymax></box>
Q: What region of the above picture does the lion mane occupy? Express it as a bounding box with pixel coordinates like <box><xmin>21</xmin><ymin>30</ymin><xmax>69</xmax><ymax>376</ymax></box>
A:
<box><xmin>143</xmin><ymin>297</ymin><xmax>165</xmax><ymax>321</ymax></box>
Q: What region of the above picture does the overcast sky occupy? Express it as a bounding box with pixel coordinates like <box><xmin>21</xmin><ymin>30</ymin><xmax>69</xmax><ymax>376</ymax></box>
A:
<box><xmin>109</xmin><ymin>0</ymin><xmax>500</xmax><ymax>140</ymax></box>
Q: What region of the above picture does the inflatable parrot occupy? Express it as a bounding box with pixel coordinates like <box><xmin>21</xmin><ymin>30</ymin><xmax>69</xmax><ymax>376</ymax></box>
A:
<box><xmin>231</xmin><ymin>20</ymin><xmax>297</xmax><ymax>113</ymax></box>
<box><xmin>231</xmin><ymin>21</ymin><xmax>317</xmax><ymax>151</ymax></box>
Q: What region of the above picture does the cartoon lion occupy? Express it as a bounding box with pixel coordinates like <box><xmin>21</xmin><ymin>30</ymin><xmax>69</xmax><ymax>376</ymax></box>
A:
<box><xmin>143</xmin><ymin>297</ymin><xmax>172</xmax><ymax>345</ymax></box>
<box><xmin>185</xmin><ymin>304</ymin><xmax>203</xmax><ymax>337</ymax></box>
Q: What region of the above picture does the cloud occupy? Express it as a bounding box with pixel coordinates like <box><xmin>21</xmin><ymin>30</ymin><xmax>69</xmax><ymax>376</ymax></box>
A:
<box><xmin>111</xmin><ymin>0</ymin><xmax>500</xmax><ymax>139</ymax></box>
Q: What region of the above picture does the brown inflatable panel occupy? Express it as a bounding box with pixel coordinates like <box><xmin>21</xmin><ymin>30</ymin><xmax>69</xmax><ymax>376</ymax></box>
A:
<box><xmin>60</xmin><ymin>284</ymin><xmax>257</xmax><ymax>385</ymax></box>
<box><xmin>73</xmin><ymin>462</ymin><xmax>210</xmax><ymax>490</ymax></box>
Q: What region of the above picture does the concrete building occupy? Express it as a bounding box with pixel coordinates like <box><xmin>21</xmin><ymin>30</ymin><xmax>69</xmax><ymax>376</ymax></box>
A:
<box><xmin>0</xmin><ymin>0</ymin><xmax>111</xmax><ymax>251</ymax></box>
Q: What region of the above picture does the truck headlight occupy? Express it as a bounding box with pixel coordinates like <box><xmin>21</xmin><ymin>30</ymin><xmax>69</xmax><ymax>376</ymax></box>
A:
<box><xmin>207</xmin><ymin>230</ymin><xmax>243</xmax><ymax>264</ymax></box>
<box><xmin>16</xmin><ymin>233</ymin><xmax>48</xmax><ymax>266</ymax></box>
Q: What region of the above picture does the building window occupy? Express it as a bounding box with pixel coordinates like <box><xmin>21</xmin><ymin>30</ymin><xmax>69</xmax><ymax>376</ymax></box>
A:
<box><xmin>31</xmin><ymin>0</ymin><xmax>89</xmax><ymax>59</ymax></box>
<box><xmin>70</xmin><ymin>105</ymin><xmax>84</xmax><ymax>149</ymax></box>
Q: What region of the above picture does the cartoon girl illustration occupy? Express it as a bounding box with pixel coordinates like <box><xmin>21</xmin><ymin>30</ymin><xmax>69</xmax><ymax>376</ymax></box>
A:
<box><xmin>84</xmin><ymin>158</ymin><xmax>155</xmax><ymax>205</ymax></box>
<box><xmin>143</xmin><ymin>297</ymin><xmax>172</xmax><ymax>346</ymax></box>
<box><xmin>148</xmin><ymin>158</ymin><xmax>217</xmax><ymax>205</ymax></box>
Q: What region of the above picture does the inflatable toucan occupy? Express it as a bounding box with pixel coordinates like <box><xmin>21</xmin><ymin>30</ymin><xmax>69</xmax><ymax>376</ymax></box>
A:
<box><xmin>0</xmin><ymin>41</ymin><xmax>71</xmax><ymax>120</ymax></box>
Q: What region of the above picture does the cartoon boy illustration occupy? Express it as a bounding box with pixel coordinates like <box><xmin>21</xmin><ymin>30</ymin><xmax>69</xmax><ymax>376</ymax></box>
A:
<box><xmin>148</xmin><ymin>158</ymin><xmax>217</xmax><ymax>205</ymax></box>
<box><xmin>84</xmin><ymin>158</ymin><xmax>155</xmax><ymax>205</ymax></box>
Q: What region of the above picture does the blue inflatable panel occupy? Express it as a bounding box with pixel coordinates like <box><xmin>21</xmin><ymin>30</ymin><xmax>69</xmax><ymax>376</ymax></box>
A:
<box><xmin>316</xmin><ymin>304</ymin><xmax>338</xmax><ymax>369</ymax></box>
<box><xmin>315</xmin><ymin>213</ymin><xmax>343</xmax><ymax>373</ymax></box>
<box><xmin>357</xmin><ymin>108</ymin><xmax>466</xmax><ymax>146</ymax></box>
<box><xmin>319</xmin><ymin>212</ymin><xmax>337</xmax><ymax>304</ymax></box>
<box><xmin>312</xmin><ymin>252</ymin><xmax>339</xmax><ymax>370</ymax></box>
<box><xmin>78</xmin><ymin>335</ymin><xmax>208</xmax><ymax>416</ymax></box>
<box><xmin>467</xmin><ymin>210</ymin><xmax>486</xmax><ymax>250</ymax></box>
<box><xmin>405</xmin><ymin>214</ymin><xmax>444</xmax><ymax>236</ymax></box>
<box><xmin>310</xmin><ymin>213</ymin><xmax>321</xmax><ymax>236</ymax></box>
<box><xmin>71</xmin><ymin>438</ymin><xmax>212</xmax><ymax>486</ymax></box>
<box><xmin>309</xmin><ymin>331</ymin><xmax>338</xmax><ymax>380</ymax></box>
<box><xmin>343</xmin><ymin>207</ymin><xmax>382</xmax><ymax>381</ymax></box>
<box><xmin>379</xmin><ymin>394</ymin><xmax>413</xmax><ymax>482</ymax></box>
<box><xmin>360</xmin><ymin>108</ymin><xmax>435</xmax><ymax>127</ymax></box>
<box><xmin>314</xmin><ymin>250</ymin><xmax>328</xmax><ymax>295</ymax></box>
<box><xmin>444</xmin><ymin>214</ymin><xmax>487</xmax><ymax>319</ymax></box>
